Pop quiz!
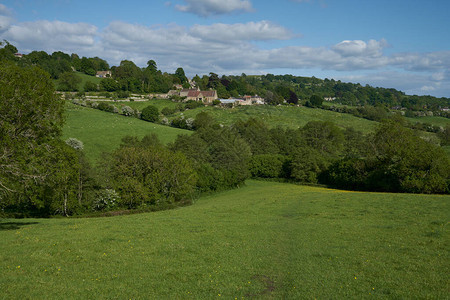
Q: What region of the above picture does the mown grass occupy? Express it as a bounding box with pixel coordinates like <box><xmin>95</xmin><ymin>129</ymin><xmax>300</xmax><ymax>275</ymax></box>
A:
<box><xmin>62</xmin><ymin>103</ymin><xmax>191</xmax><ymax>162</ymax></box>
<box><xmin>1</xmin><ymin>180</ymin><xmax>448</xmax><ymax>299</ymax></box>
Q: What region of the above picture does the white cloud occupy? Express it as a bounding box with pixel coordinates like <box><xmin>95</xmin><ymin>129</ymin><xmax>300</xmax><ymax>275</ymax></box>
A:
<box><xmin>0</xmin><ymin>4</ymin><xmax>13</xmax><ymax>33</ymax></box>
<box><xmin>333</xmin><ymin>39</ymin><xmax>387</xmax><ymax>57</ymax></box>
<box><xmin>175</xmin><ymin>0</ymin><xmax>253</xmax><ymax>17</ymax></box>
<box><xmin>190</xmin><ymin>21</ymin><xmax>293</xmax><ymax>42</ymax></box>
<box><xmin>2</xmin><ymin>20</ymin><xmax>98</xmax><ymax>54</ymax></box>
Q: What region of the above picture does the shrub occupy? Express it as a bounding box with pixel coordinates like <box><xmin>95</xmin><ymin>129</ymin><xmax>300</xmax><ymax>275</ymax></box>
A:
<box><xmin>97</xmin><ymin>102</ymin><xmax>115</xmax><ymax>113</ymax></box>
<box><xmin>249</xmin><ymin>154</ymin><xmax>287</xmax><ymax>178</ymax></box>
<box><xmin>185</xmin><ymin>100</ymin><xmax>203</xmax><ymax>110</ymax></box>
<box><xmin>161</xmin><ymin>107</ymin><xmax>176</xmax><ymax>116</ymax></box>
<box><xmin>141</xmin><ymin>105</ymin><xmax>159</xmax><ymax>122</ymax></box>
<box><xmin>65</xmin><ymin>138</ymin><xmax>84</xmax><ymax>150</ymax></box>
<box><xmin>117</xmin><ymin>90</ymin><xmax>130</xmax><ymax>99</ymax></box>
<box><xmin>121</xmin><ymin>105</ymin><xmax>134</xmax><ymax>116</ymax></box>
<box><xmin>93</xmin><ymin>189</ymin><xmax>120</xmax><ymax>211</ymax></box>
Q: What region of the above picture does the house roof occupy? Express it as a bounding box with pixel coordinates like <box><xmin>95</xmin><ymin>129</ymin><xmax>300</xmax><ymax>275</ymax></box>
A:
<box><xmin>187</xmin><ymin>90</ymin><xmax>201</xmax><ymax>97</ymax></box>
<box><xmin>201</xmin><ymin>90</ymin><xmax>217</xmax><ymax>97</ymax></box>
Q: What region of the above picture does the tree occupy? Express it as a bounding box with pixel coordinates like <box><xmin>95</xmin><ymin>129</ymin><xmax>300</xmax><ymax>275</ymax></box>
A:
<box><xmin>175</xmin><ymin>67</ymin><xmax>188</xmax><ymax>84</ymax></box>
<box><xmin>84</xmin><ymin>81</ymin><xmax>98</xmax><ymax>92</ymax></box>
<box><xmin>288</xmin><ymin>90</ymin><xmax>299</xmax><ymax>105</ymax></box>
<box><xmin>0</xmin><ymin>63</ymin><xmax>65</xmax><ymax>208</ymax></box>
<box><xmin>110</xmin><ymin>136</ymin><xmax>197</xmax><ymax>208</ymax></box>
<box><xmin>57</xmin><ymin>72</ymin><xmax>81</xmax><ymax>91</ymax></box>
<box><xmin>367</xmin><ymin>117</ymin><xmax>450</xmax><ymax>193</ymax></box>
<box><xmin>141</xmin><ymin>105</ymin><xmax>159</xmax><ymax>123</ymax></box>
<box><xmin>146</xmin><ymin>60</ymin><xmax>157</xmax><ymax>73</ymax></box>
<box><xmin>0</xmin><ymin>40</ymin><xmax>18</xmax><ymax>61</ymax></box>
<box><xmin>193</xmin><ymin>112</ymin><xmax>216</xmax><ymax>130</ymax></box>
<box><xmin>309</xmin><ymin>94</ymin><xmax>323</xmax><ymax>107</ymax></box>
<box><xmin>301</xmin><ymin>121</ymin><xmax>344</xmax><ymax>157</ymax></box>
<box><xmin>100</xmin><ymin>78</ymin><xmax>119</xmax><ymax>91</ymax></box>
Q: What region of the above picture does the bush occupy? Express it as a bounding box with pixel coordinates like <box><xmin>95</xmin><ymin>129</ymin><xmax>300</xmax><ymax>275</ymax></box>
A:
<box><xmin>116</xmin><ymin>90</ymin><xmax>130</xmax><ymax>99</ymax></box>
<box><xmin>141</xmin><ymin>105</ymin><xmax>159</xmax><ymax>122</ymax></box>
<box><xmin>161</xmin><ymin>107</ymin><xmax>176</xmax><ymax>116</ymax></box>
<box><xmin>93</xmin><ymin>189</ymin><xmax>120</xmax><ymax>211</ymax></box>
<box><xmin>249</xmin><ymin>154</ymin><xmax>288</xmax><ymax>178</ymax></box>
<box><xmin>65</xmin><ymin>138</ymin><xmax>84</xmax><ymax>150</ymax></box>
<box><xmin>185</xmin><ymin>100</ymin><xmax>203</xmax><ymax>110</ymax></box>
<box><xmin>97</xmin><ymin>102</ymin><xmax>116</xmax><ymax>113</ymax></box>
<box><xmin>121</xmin><ymin>105</ymin><xmax>134</xmax><ymax>116</ymax></box>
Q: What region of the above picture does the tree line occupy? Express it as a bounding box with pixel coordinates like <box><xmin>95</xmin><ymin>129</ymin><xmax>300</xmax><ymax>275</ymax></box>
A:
<box><xmin>3</xmin><ymin>40</ymin><xmax>448</xmax><ymax>114</ymax></box>
<box><xmin>1</xmin><ymin>44</ymin><xmax>449</xmax><ymax>217</ymax></box>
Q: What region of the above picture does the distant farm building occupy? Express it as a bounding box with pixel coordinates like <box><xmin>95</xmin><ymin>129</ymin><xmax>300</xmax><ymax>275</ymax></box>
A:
<box><xmin>96</xmin><ymin>71</ymin><xmax>112</xmax><ymax>78</ymax></box>
<box><xmin>169</xmin><ymin>88</ymin><xmax>218</xmax><ymax>104</ymax></box>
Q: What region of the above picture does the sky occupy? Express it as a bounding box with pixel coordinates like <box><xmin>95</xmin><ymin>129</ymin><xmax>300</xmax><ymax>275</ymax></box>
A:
<box><xmin>0</xmin><ymin>0</ymin><xmax>449</xmax><ymax>97</ymax></box>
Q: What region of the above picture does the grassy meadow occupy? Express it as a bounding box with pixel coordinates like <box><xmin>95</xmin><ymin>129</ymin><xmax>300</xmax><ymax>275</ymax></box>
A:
<box><xmin>1</xmin><ymin>180</ymin><xmax>448</xmax><ymax>299</ymax></box>
<box><xmin>104</xmin><ymin>99</ymin><xmax>379</xmax><ymax>133</ymax></box>
<box><xmin>62</xmin><ymin>103</ymin><xmax>191</xmax><ymax>162</ymax></box>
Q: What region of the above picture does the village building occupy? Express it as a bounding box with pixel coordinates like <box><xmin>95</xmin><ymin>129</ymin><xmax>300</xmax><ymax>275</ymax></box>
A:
<box><xmin>96</xmin><ymin>71</ymin><xmax>112</xmax><ymax>78</ymax></box>
<box><xmin>169</xmin><ymin>88</ymin><xmax>218</xmax><ymax>104</ymax></box>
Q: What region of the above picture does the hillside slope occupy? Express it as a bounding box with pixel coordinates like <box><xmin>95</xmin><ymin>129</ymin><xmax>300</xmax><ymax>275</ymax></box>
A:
<box><xmin>62</xmin><ymin>103</ymin><xmax>191</xmax><ymax>162</ymax></box>
<box><xmin>1</xmin><ymin>180</ymin><xmax>448</xmax><ymax>298</ymax></box>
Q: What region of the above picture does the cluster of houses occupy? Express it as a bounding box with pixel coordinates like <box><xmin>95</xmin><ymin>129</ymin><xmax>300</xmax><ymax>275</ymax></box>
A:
<box><xmin>166</xmin><ymin>86</ymin><xmax>265</xmax><ymax>106</ymax></box>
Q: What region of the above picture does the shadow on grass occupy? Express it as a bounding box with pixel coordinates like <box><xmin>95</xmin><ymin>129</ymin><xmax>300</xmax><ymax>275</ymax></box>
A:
<box><xmin>0</xmin><ymin>221</ymin><xmax>39</xmax><ymax>231</ymax></box>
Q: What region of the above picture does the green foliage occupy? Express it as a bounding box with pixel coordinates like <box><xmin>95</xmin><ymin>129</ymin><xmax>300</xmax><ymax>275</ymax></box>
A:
<box><xmin>184</xmin><ymin>100</ymin><xmax>203</xmax><ymax>110</ymax></box>
<box><xmin>141</xmin><ymin>105</ymin><xmax>159</xmax><ymax>123</ymax></box>
<box><xmin>301</xmin><ymin>121</ymin><xmax>344</xmax><ymax>157</ymax></box>
<box><xmin>57</xmin><ymin>72</ymin><xmax>82</xmax><ymax>91</ymax></box>
<box><xmin>100</xmin><ymin>78</ymin><xmax>119</xmax><ymax>92</ymax></box>
<box><xmin>161</xmin><ymin>107</ymin><xmax>176</xmax><ymax>116</ymax></box>
<box><xmin>290</xmin><ymin>147</ymin><xmax>329</xmax><ymax>183</ymax></box>
<box><xmin>109</xmin><ymin>135</ymin><xmax>197</xmax><ymax>208</ymax></box>
<box><xmin>96</xmin><ymin>102</ymin><xmax>116</xmax><ymax>113</ymax></box>
<box><xmin>83</xmin><ymin>80</ymin><xmax>98</xmax><ymax>92</ymax></box>
<box><xmin>325</xmin><ymin>117</ymin><xmax>450</xmax><ymax>193</ymax></box>
<box><xmin>171</xmin><ymin>127</ymin><xmax>251</xmax><ymax>190</ymax></box>
<box><xmin>234</xmin><ymin>118</ymin><xmax>278</xmax><ymax>155</ymax></box>
<box><xmin>193</xmin><ymin>111</ymin><xmax>215</xmax><ymax>130</ymax></box>
<box><xmin>249</xmin><ymin>154</ymin><xmax>288</xmax><ymax>178</ymax></box>
<box><xmin>0</xmin><ymin>63</ymin><xmax>65</xmax><ymax>203</ymax></box>
<box><xmin>438</xmin><ymin>124</ymin><xmax>450</xmax><ymax>146</ymax></box>
<box><xmin>308</xmin><ymin>94</ymin><xmax>323</xmax><ymax>107</ymax></box>
<box><xmin>92</xmin><ymin>189</ymin><xmax>120</xmax><ymax>211</ymax></box>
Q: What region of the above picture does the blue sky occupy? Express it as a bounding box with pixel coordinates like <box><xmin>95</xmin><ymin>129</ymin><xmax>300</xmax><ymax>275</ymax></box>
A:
<box><xmin>1</xmin><ymin>0</ymin><xmax>449</xmax><ymax>97</ymax></box>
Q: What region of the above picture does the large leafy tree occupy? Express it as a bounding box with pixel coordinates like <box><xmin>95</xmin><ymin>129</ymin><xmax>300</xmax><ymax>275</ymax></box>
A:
<box><xmin>110</xmin><ymin>135</ymin><xmax>197</xmax><ymax>208</ymax></box>
<box><xmin>0</xmin><ymin>63</ymin><xmax>65</xmax><ymax>208</ymax></box>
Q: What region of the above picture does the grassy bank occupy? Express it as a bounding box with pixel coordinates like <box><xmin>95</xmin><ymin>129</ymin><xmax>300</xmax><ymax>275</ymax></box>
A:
<box><xmin>1</xmin><ymin>180</ymin><xmax>448</xmax><ymax>299</ymax></box>
<box><xmin>62</xmin><ymin>103</ymin><xmax>190</xmax><ymax>162</ymax></box>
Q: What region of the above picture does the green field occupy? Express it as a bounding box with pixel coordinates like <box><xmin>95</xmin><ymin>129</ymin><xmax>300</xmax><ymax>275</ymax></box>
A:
<box><xmin>105</xmin><ymin>99</ymin><xmax>379</xmax><ymax>133</ymax></box>
<box><xmin>406</xmin><ymin>115</ymin><xmax>450</xmax><ymax>128</ymax></box>
<box><xmin>1</xmin><ymin>180</ymin><xmax>448</xmax><ymax>299</ymax></box>
<box><xmin>62</xmin><ymin>103</ymin><xmax>190</xmax><ymax>162</ymax></box>
<box><xmin>75</xmin><ymin>73</ymin><xmax>103</xmax><ymax>91</ymax></box>
<box><xmin>110</xmin><ymin>98</ymin><xmax>180</xmax><ymax>111</ymax></box>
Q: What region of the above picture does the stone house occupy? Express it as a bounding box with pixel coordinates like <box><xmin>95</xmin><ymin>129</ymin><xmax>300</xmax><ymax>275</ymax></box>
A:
<box><xmin>96</xmin><ymin>71</ymin><xmax>112</xmax><ymax>78</ymax></box>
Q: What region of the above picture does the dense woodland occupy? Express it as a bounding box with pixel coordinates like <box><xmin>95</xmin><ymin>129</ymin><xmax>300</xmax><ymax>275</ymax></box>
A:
<box><xmin>1</xmin><ymin>41</ymin><xmax>449</xmax><ymax>217</ymax></box>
